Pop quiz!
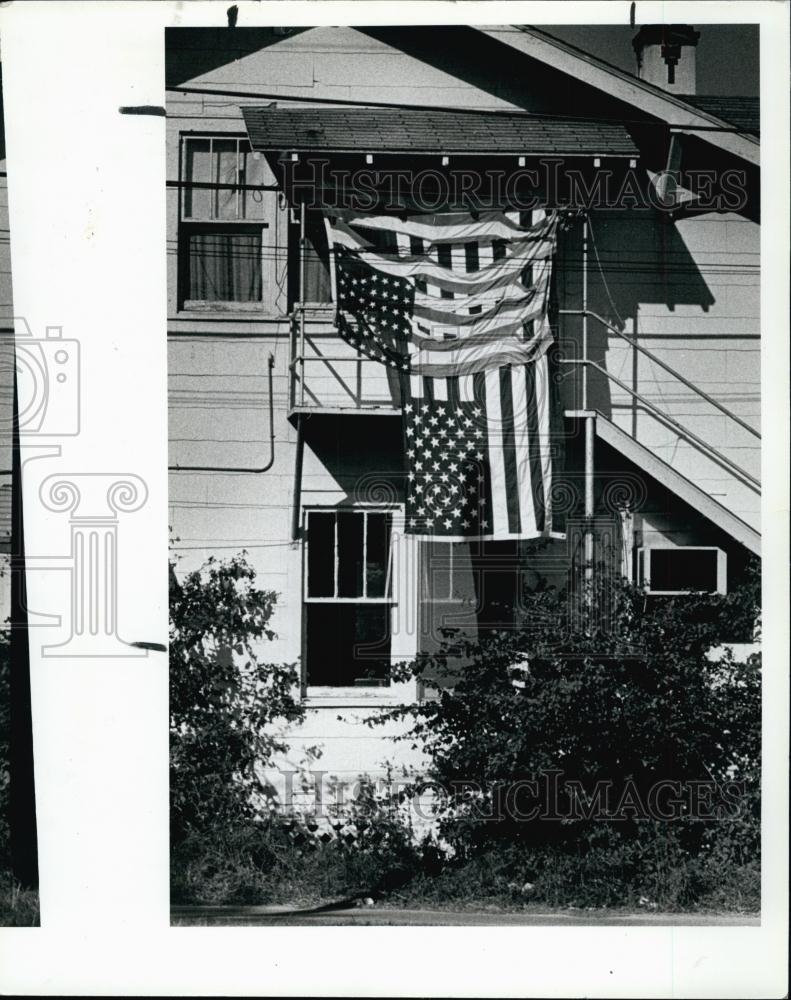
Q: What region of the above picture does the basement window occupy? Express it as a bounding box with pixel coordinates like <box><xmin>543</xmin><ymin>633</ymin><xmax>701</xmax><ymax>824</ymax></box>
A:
<box><xmin>304</xmin><ymin>509</ymin><xmax>394</xmax><ymax>688</ymax></box>
<box><xmin>638</xmin><ymin>546</ymin><xmax>727</xmax><ymax>595</ymax></box>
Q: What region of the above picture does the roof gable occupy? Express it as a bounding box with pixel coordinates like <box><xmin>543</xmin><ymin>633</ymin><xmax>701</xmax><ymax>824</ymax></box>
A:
<box><xmin>478</xmin><ymin>26</ymin><xmax>759</xmax><ymax>166</ymax></box>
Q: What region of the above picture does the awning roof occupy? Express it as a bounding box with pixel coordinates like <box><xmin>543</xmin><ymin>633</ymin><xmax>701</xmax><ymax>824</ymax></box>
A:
<box><xmin>241</xmin><ymin>106</ymin><xmax>639</xmax><ymax>158</ymax></box>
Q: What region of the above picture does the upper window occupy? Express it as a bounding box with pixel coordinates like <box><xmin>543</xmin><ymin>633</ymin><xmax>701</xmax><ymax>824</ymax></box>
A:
<box><xmin>179</xmin><ymin>135</ymin><xmax>267</xmax><ymax>306</ymax></box>
<box><xmin>182</xmin><ymin>136</ymin><xmax>267</xmax><ymax>222</ymax></box>
<box><xmin>304</xmin><ymin>509</ymin><xmax>394</xmax><ymax>688</ymax></box>
<box><xmin>287</xmin><ymin>207</ymin><xmax>333</xmax><ymax>308</ymax></box>
<box><xmin>178</xmin><ymin>135</ymin><xmax>333</xmax><ymax>310</ymax></box>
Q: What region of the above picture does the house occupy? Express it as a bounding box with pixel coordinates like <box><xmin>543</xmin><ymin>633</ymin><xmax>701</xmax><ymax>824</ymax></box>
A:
<box><xmin>166</xmin><ymin>24</ymin><xmax>760</xmax><ymax>806</ymax></box>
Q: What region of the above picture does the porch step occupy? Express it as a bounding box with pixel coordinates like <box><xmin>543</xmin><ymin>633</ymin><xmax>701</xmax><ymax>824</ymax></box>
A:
<box><xmin>593</xmin><ymin>414</ymin><xmax>761</xmax><ymax>556</ymax></box>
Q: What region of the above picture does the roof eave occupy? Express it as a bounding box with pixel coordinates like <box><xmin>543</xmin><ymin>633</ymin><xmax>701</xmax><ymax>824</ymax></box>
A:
<box><xmin>479</xmin><ymin>26</ymin><xmax>759</xmax><ymax>167</ymax></box>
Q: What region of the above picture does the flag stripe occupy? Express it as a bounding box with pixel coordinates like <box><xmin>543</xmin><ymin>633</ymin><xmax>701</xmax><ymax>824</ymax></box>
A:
<box><xmin>535</xmin><ymin>352</ymin><xmax>554</xmax><ymax>532</ymax></box>
<box><xmin>524</xmin><ymin>360</ymin><xmax>546</xmax><ymax>533</ymax></box>
<box><xmin>498</xmin><ymin>366</ymin><xmax>522</xmax><ymax>535</ymax></box>
<box><xmin>413</xmin><ymin>287</ymin><xmax>543</xmax><ymax>327</ymax></box>
<box><xmin>332</xmin><ymin>209</ymin><xmax>555</xmax><ymax>245</ymax></box>
<box><xmin>484</xmin><ymin>368</ymin><xmax>509</xmax><ymax>535</ymax></box>
<box><xmin>409</xmin><ymin>332</ymin><xmax>553</xmax><ymax>377</ymax></box>
<box><xmin>475</xmin><ymin>371</ymin><xmax>494</xmax><ymax>535</ymax></box>
<box><xmin>414</xmin><ymin>264</ymin><xmax>550</xmax><ymax>315</ymax></box>
<box><xmin>446</xmin><ymin>375</ymin><xmax>460</xmax><ymax>409</ymax></box>
<box><xmin>330</xmin><ymin>221</ymin><xmax>554</xmax><ymax>294</ymax></box>
<box><xmin>511</xmin><ymin>365</ymin><xmax>538</xmax><ymax>536</ymax></box>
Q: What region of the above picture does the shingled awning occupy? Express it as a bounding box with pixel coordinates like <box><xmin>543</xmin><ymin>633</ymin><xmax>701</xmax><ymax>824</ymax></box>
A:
<box><xmin>241</xmin><ymin>106</ymin><xmax>639</xmax><ymax>158</ymax></box>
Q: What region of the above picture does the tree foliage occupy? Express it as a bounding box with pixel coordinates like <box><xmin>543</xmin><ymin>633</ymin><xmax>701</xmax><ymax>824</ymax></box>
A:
<box><xmin>169</xmin><ymin>553</ymin><xmax>304</xmax><ymax>841</ymax></box>
<box><xmin>377</xmin><ymin>564</ymin><xmax>761</xmax><ymax>865</ymax></box>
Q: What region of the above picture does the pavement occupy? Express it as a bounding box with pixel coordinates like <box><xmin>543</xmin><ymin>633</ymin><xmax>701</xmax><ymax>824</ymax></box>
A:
<box><xmin>171</xmin><ymin>903</ymin><xmax>760</xmax><ymax>927</ymax></box>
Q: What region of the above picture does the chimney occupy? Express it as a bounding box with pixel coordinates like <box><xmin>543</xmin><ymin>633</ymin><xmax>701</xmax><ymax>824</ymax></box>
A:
<box><xmin>632</xmin><ymin>24</ymin><xmax>700</xmax><ymax>94</ymax></box>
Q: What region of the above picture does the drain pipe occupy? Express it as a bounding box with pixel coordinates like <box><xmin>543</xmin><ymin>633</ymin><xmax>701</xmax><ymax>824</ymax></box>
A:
<box><xmin>169</xmin><ymin>352</ymin><xmax>276</xmax><ymax>473</ymax></box>
<box><xmin>291</xmin><ymin>200</ymin><xmax>308</xmax><ymax>541</ymax></box>
<box><xmin>584</xmin><ymin>412</ymin><xmax>595</xmax><ymax>592</ymax></box>
<box><xmin>582</xmin><ymin>213</ymin><xmax>594</xmax><ymax>597</ymax></box>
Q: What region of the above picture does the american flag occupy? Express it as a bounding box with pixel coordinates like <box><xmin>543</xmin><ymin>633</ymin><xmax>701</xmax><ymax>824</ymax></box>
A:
<box><xmin>328</xmin><ymin>208</ymin><xmax>563</xmax><ymax>541</ymax></box>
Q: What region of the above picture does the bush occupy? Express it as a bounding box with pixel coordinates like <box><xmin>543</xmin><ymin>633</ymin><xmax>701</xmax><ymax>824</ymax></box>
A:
<box><xmin>171</xmin><ymin>774</ymin><xmax>431</xmax><ymax>906</ymax></box>
<box><xmin>170</xmin><ymin>552</ymin><xmax>304</xmax><ymax>842</ymax></box>
<box><xmin>372</xmin><ymin>565</ymin><xmax>761</xmax><ymax>909</ymax></box>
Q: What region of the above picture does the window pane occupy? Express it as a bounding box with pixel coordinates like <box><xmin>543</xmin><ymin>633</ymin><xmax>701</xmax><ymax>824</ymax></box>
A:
<box><xmin>303</xmin><ymin>211</ymin><xmax>332</xmax><ymax>303</ymax></box>
<box><xmin>650</xmin><ymin>549</ymin><xmax>718</xmax><ymax>592</ymax></box>
<box><xmin>337</xmin><ymin>511</ymin><xmax>364</xmax><ymax>598</ymax></box>
<box><xmin>306</xmin><ymin>604</ymin><xmax>391</xmax><ymax>686</ymax></box>
<box><xmin>186</xmin><ymin>232</ymin><xmax>262</xmax><ymax>302</ymax></box>
<box><xmin>240</xmin><ymin>145</ymin><xmax>267</xmax><ymax>221</ymax></box>
<box><xmin>214</xmin><ymin>138</ymin><xmax>240</xmax><ymax>221</ymax></box>
<box><xmin>307</xmin><ymin>512</ymin><xmax>335</xmax><ymax>597</ymax></box>
<box><xmin>366</xmin><ymin>513</ymin><xmax>391</xmax><ymax>598</ymax></box>
<box><xmin>184</xmin><ymin>138</ymin><xmax>211</xmax><ymax>219</ymax></box>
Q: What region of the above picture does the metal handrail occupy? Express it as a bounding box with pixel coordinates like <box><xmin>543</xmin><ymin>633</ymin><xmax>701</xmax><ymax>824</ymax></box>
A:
<box><xmin>559</xmin><ymin>308</ymin><xmax>761</xmax><ymax>440</ymax></box>
<box><xmin>560</xmin><ymin>358</ymin><xmax>761</xmax><ymax>491</ymax></box>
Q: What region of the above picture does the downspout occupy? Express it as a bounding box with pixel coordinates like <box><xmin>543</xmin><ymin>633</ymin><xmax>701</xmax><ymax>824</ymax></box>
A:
<box><xmin>291</xmin><ymin>200</ymin><xmax>307</xmax><ymax>542</ymax></box>
<box><xmin>168</xmin><ymin>352</ymin><xmax>276</xmax><ymax>473</ymax></box>
<box><xmin>582</xmin><ymin>213</ymin><xmax>594</xmax><ymax>596</ymax></box>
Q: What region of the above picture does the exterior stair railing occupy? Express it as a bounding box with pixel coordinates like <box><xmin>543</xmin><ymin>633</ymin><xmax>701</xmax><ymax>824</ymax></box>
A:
<box><xmin>559</xmin><ymin>309</ymin><xmax>761</xmax><ymax>493</ymax></box>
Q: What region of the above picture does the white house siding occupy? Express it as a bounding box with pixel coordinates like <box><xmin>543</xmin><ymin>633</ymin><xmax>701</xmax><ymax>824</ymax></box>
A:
<box><xmin>557</xmin><ymin>207</ymin><xmax>760</xmax><ymax>532</ymax></box>
<box><xmin>167</xmin><ymin>27</ymin><xmax>760</xmax><ymax>804</ymax></box>
<box><xmin>166</xmin><ymin>28</ymin><xmax>533</xmax><ymax>801</ymax></box>
<box><xmin>602</xmin><ymin>211</ymin><xmax>759</xmax><ymax>530</ymax></box>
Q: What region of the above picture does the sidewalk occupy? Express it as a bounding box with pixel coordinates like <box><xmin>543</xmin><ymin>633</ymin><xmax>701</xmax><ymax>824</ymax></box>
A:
<box><xmin>171</xmin><ymin>903</ymin><xmax>760</xmax><ymax>927</ymax></box>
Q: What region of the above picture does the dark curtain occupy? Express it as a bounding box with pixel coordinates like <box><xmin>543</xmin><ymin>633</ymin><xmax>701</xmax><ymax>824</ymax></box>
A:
<box><xmin>187</xmin><ymin>232</ymin><xmax>262</xmax><ymax>302</ymax></box>
<box><xmin>303</xmin><ymin>212</ymin><xmax>332</xmax><ymax>303</ymax></box>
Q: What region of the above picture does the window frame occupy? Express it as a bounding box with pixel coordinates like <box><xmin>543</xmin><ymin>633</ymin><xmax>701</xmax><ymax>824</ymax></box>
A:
<box><xmin>178</xmin><ymin>131</ymin><xmax>271</xmax><ymax>310</ymax></box>
<box><xmin>286</xmin><ymin>207</ymin><xmax>335</xmax><ymax>310</ymax></box>
<box><xmin>301</xmin><ymin>503</ymin><xmax>405</xmax><ymax>700</ymax></box>
<box><xmin>637</xmin><ymin>545</ymin><xmax>727</xmax><ymax>596</ymax></box>
<box><xmin>303</xmin><ymin>507</ymin><xmax>396</xmax><ymax>604</ymax></box>
<box><xmin>180</xmin><ymin>134</ymin><xmax>265</xmax><ymax>224</ymax></box>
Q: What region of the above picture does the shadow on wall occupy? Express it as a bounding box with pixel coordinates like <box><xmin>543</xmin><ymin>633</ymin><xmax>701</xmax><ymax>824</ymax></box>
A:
<box><xmin>165</xmin><ymin>27</ymin><xmax>312</xmax><ymax>88</ymax></box>
<box><xmin>556</xmin><ymin>207</ymin><xmax>716</xmax><ymax>419</ymax></box>
<box><xmin>299</xmin><ymin>413</ymin><xmax>404</xmax><ymax>522</ymax></box>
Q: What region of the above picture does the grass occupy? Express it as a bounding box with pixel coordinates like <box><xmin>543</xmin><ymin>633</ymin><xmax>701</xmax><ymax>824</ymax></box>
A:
<box><xmin>0</xmin><ymin>871</ymin><xmax>40</xmax><ymax>926</ymax></box>
<box><xmin>171</xmin><ymin>820</ymin><xmax>760</xmax><ymax>917</ymax></box>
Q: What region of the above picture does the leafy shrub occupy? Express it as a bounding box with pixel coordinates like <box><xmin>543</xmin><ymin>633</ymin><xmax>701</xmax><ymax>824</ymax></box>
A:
<box><xmin>372</xmin><ymin>565</ymin><xmax>760</xmax><ymax>908</ymax></box>
<box><xmin>172</xmin><ymin>774</ymin><xmax>432</xmax><ymax>906</ymax></box>
<box><xmin>170</xmin><ymin>552</ymin><xmax>304</xmax><ymax>842</ymax></box>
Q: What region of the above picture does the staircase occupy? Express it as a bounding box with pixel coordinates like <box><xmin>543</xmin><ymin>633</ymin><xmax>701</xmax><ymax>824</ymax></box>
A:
<box><xmin>560</xmin><ymin>309</ymin><xmax>761</xmax><ymax>557</ymax></box>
